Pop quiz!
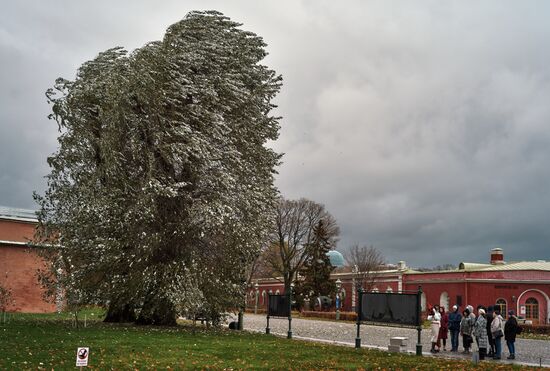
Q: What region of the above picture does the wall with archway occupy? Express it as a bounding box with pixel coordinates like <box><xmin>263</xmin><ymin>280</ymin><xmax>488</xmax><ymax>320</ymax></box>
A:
<box><xmin>421</xmin><ymin>292</ymin><xmax>427</xmax><ymax>312</ymax></box>
<box><xmin>517</xmin><ymin>289</ymin><xmax>549</xmax><ymax>324</ymax></box>
<box><xmin>439</xmin><ymin>291</ymin><xmax>450</xmax><ymax>310</ymax></box>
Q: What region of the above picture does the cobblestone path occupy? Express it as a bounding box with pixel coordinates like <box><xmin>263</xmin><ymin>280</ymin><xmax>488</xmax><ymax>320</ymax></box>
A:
<box><xmin>236</xmin><ymin>313</ymin><xmax>550</xmax><ymax>367</ymax></box>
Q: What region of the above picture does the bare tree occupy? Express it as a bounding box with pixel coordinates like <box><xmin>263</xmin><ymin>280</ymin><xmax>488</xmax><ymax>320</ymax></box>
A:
<box><xmin>248</xmin><ymin>243</ymin><xmax>280</xmax><ymax>283</ymax></box>
<box><xmin>345</xmin><ymin>245</ymin><xmax>386</xmax><ymax>292</ymax></box>
<box><xmin>267</xmin><ymin>198</ymin><xmax>339</xmax><ymax>291</ymax></box>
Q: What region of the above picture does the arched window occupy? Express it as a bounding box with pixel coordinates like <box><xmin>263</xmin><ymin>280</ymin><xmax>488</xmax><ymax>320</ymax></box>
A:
<box><xmin>525</xmin><ymin>298</ymin><xmax>539</xmax><ymax>321</ymax></box>
<box><xmin>421</xmin><ymin>292</ymin><xmax>427</xmax><ymax>312</ymax></box>
<box><xmin>439</xmin><ymin>292</ymin><xmax>449</xmax><ymax>311</ymax></box>
<box><xmin>261</xmin><ymin>290</ymin><xmax>266</xmax><ymax>304</ymax></box>
<box><xmin>386</xmin><ymin>286</ymin><xmax>393</xmax><ymax>293</ymax></box>
<box><xmin>495</xmin><ymin>298</ymin><xmax>507</xmax><ymax>318</ymax></box>
<box><xmin>275</xmin><ymin>289</ymin><xmax>280</xmax><ymax>295</ymax></box>
<box><xmin>372</xmin><ymin>287</ymin><xmax>379</xmax><ymax>293</ymax></box>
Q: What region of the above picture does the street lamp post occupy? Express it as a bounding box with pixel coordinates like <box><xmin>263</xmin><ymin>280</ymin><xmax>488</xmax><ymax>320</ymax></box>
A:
<box><xmin>335</xmin><ymin>279</ymin><xmax>342</xmax><ymax>320</ymax></box>
<box><xmin>254</xmin><ymin>282</ymin><xmax>259</xmax><ymax>314</ymax></box>
<box><xmin>351</xmin><ymin>265</ymin><xmax>358</xmax><ymax>312</ymax></box>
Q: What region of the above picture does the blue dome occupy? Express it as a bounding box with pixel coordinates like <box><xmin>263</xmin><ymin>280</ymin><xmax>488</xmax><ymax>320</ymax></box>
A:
<box><xmin>326</xmin><ymin>250</ymin><xmax>345</xmax><ymax>268</ymax></box>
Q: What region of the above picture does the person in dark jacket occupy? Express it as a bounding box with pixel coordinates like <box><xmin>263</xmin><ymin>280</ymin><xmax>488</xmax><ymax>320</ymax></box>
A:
<box><xmin>486</xmin><ymin>305</ymin><xmax>495</xmax><ymax>356</ymax></box>
<box><xmin>448</xmin><ymin>305</ymin><xmax>461</xmax><ymax>352</ymax></box>
<box><xmin>504</xmin><ymin>310</ymin><xmax>521</xmax><ymax>359</ymax></box>
<box><xmin>437</xmin><ymin>306</ymin><xmax>449</xmax><ymax>351</ymax></box>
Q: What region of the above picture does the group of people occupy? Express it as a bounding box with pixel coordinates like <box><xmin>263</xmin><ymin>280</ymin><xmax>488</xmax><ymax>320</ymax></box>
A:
<box><xmin>427</xmin><ymin>304</ymin><xmax>522</xmax><ymax>361</ymax></box>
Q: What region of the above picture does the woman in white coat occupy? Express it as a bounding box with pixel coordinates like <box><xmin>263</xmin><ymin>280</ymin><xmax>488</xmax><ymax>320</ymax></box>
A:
<box><xmin>428</xmin><ymin>307</ymin><xmax>441</xmax><ymax>352</ymax></box>
<box><xmin>491</xmin><ymin>308</ymin><xmax>504</xmax><ymax>360</ymax></box>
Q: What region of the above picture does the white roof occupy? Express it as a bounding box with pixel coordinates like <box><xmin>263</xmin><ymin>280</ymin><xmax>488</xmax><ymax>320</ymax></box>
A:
<box><xmin>459</xmin><ymin>261</ymin><xmax>550</xmax><ymax>272</ymax></box>
<box><xmin>0</xmin><ymin>206</ymin><xmax>37</xmax><ymax>222</ymax></box>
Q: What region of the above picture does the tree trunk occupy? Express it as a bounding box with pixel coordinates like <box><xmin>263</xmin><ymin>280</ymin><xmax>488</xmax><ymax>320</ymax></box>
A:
<box><xmin>104</xmin><ymin>302</ymin><xmax>136</xmax><ymax>323</ymax></box>
<box><xmin>135</xmin><ymin>297</ymin><xmax>177</xmax><ymax>326</ymax></box>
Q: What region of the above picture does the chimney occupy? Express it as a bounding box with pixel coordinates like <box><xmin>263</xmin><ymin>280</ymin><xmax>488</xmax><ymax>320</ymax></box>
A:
<box><xmin>490</xmin><ymin>247</ymin><xmax>505</xmax><ymax>265</ymax></box>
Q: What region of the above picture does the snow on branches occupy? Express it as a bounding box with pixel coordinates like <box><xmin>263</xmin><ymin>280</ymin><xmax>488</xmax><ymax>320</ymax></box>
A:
<box><xmin>35</xmin><ymin>11</ymin><xmax>281</xmax><ymax>325</ymax></box>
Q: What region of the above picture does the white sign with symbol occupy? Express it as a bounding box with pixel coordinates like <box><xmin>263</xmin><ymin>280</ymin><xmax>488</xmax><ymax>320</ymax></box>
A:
<box><xmin>520</xmin><ymin>305</ymin><xmax>526</xmax><ymax>315</ymax></box>
<box><xmin>76</xmin><ymin>347</ymin><xmax>89</xmax><ymax>367</ymax></box>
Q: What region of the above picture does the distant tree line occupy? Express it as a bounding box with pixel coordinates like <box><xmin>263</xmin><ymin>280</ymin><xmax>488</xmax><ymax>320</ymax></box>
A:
<box><xmin>416</xmin><ymin>264</ymin><xmax>457</xmax><ymax>272</ymax></box>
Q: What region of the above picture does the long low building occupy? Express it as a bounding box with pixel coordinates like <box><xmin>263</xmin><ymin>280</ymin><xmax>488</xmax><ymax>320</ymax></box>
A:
<box><xmin>250</xmin><ymin>248</ymin><xmax>550</xmax><ymax>324</ymax></box>
<box><xmin>1</xmin><ymin>205</ymin><xmax>549</xmax><ymax>323</ymax></box>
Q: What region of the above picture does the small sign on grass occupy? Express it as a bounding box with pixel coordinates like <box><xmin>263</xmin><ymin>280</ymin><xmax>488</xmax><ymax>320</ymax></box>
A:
<box><xmin>76</xmin><ymin>347</ymin><xmax>89</xmax><ymax>367</ymax></box>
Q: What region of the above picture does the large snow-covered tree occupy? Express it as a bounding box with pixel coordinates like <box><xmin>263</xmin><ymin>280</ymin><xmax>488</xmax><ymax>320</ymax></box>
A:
<box><xmin>35</xmin><ymin>10</ymin><xmax>282</xmax><ymax>325</ymax></box>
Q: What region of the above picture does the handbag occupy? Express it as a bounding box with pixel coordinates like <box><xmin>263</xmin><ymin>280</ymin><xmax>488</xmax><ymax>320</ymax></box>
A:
<box><xmin>492</xmin><ymin>329</ymin><xmax>504</xmax><ymax>338</ymax></box>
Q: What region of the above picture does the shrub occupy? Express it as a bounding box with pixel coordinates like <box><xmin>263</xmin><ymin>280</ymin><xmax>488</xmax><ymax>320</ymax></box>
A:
<box><xmin>520</xmin><ymin>323</ymin><xmax>550</xmax><ymax>335</ymax></box>
<box><xmin>300</xmin><ymin>310</ymin><xmax>357</xmax><ymax>321</ymax></box>
<box><xmin>245</xmin><ymin>308</ymin><xmax>267</xmax><ymax>315</ymax></box>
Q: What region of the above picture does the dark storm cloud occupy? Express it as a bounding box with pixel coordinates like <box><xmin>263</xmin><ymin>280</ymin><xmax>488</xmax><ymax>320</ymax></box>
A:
<box><xmin>1</xmin><ymin>1</ymin><xmax>550</xmax><ymax>266</ymax></box>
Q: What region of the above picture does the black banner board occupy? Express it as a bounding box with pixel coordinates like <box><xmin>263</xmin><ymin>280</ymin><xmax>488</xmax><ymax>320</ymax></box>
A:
<box><xmin>268</xmin><ymin>294</ymin><xmax>290</xmax><ymax>317</ymax></box>
<box><xmin>360</xmin><ymin>292</ymin><xmax>420</xmax><ymax>326</ymax></box>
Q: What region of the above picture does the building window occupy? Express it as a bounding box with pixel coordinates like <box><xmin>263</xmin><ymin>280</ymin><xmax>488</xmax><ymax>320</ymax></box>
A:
<box><xmin>495</xmin><ymin>298</ymin><xmax>507</xmax><ymax>318</ymax></box>
<box><xmin>440</xmin><ymin>292</ymin><xmax>449</xmax><ymax>310</ymax></box>
<box><xmin>525</xmin><ymin>298</ymin><xmax>539</xmax><ymax>320</ymax></box>
<box><xmin>275</xmin><ymin>290</ymin><xmax>280</xmax><ymax>295</ymax></box>
<box><xmin>261</xmin><ymin>290</ymin><xmax>266</xmax><ymax>305</ymax></box>
<box><xmin>386</xmin><ymin>286</ymin><xmax>393</xmax><ymax>293</ymax></box>
<box><xmin>372</xmin><ymin>287</ymin><xmax>379</xmax><ymax>293</ymax></box>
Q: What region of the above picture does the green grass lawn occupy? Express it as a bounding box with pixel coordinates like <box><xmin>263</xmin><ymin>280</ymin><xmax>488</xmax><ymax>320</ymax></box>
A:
<box><xmin>0</xmin><ymin>310</ymin><xmax>538</xmax><ymax>370</ymax></box>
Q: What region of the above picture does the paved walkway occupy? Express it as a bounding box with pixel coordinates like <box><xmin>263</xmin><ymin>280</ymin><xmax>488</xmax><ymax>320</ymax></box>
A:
<box><xmin>235</xmin><ymin>313</ymin><xmax>550</xmax><ymax>368</ymax></box>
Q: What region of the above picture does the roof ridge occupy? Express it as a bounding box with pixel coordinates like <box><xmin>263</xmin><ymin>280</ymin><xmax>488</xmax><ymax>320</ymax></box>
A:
<box><xmin>0</xmin><ymin>206</ymin><xmax>38</xmax><ymax>221</ymax></box>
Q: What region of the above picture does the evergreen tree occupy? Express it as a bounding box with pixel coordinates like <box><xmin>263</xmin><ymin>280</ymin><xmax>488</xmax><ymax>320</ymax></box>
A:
<box><xmin>295</xmin><ymin>220</ymin><xmax>336</xmax><ymax>309</ymax></box>
<box><xmin>34</xmin><ymin>11</ymin><xmax>281</xmax><ymax>325</ymax></box>
<box><xmin>268</xmin><ymin>198</ymin><xmax>339</xmax><ymax>293</ymax></box>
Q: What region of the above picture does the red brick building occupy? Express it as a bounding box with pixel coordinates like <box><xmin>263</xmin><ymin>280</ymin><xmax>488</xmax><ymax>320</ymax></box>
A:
<box><xmin>251</xmin><ymin>248</ymin><xmax>550</xmax><ymax>324</ymax></box>
<box><xmin>0</xmin><ymin>207</ymin><xmax>56</xmax><ymax>313</ymax></box>
<box><xmin>2</xmin><ymin>205</ymin><xmax>549</xmax><ymax>323</ymax></box>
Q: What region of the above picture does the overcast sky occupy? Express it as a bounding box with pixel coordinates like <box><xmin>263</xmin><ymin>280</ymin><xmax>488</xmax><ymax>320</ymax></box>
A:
<box><xmin>2</xmin><ymin>1</ymin><xmax>550</xmax><ymax>267</ymax></box>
